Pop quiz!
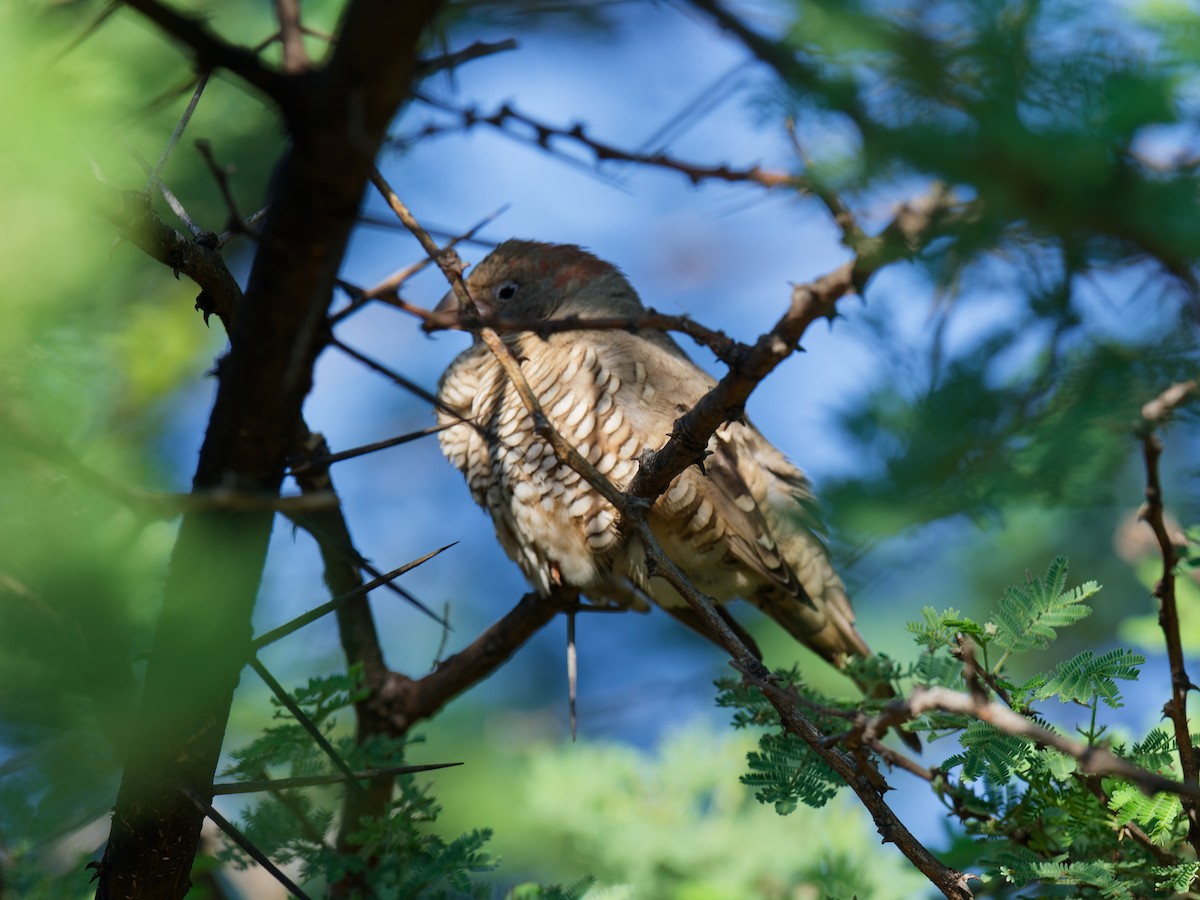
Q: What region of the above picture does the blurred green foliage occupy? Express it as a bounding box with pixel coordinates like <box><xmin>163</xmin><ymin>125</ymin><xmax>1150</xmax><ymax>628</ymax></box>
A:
<box><xmin>0</xmin><ymin>0</ymin><xmax>290</xmax><ymax>883</ymax></box>
<box><xmin>428</xmin><ymin>717</ymin><xmax>928</xmax><ymax>900</ymax></box>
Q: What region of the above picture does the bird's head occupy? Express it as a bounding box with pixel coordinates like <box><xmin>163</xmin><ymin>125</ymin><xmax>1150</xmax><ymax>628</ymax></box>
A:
<box><xmin>435</xmin><ymin>239</ymin><xmax>645</xmax><ymax>322</ymax></box>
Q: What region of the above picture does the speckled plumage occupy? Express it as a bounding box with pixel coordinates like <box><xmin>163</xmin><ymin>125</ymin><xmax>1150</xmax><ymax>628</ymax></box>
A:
<box><xmin>436</xmin><ymin>240</ymin><xmax>872</xmax><ymax>671</ymax></box>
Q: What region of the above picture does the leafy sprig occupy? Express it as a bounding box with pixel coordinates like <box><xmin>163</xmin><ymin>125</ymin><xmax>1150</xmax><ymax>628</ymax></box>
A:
<box><xmin>720</xmin><ymin>556</ymin><xmax>1192</xmax><ymax>898</ymax></box>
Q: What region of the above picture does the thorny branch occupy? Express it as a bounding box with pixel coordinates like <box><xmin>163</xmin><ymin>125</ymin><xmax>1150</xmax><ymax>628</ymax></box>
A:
<box><xmin>870</xmin><ymin>686</ymin><xmax>1200</xmax><ymax>802</ymax></box>
<box><xmin>121</xmin><ymin>0</ymin><xmax>291</xmax><ymax>102</ymax></box>
<box><xmin>416</xmin><ymin>38</ymin><xmax>518</xmax><ymax>76</ymax></box>
<box><xmin>743</xmin><ymin>673</ymin><xmax>976</xmax><ymax>899</ymax></box>
<box><xmin>626</xmin><ymin>186</ymin><xmax>959</xmax><ymax>509</ymax></box>
<box><xmin>367</xmin><ymin>168</ymin><xmax>634</xmax><ymax>519</ymax></box>
<box><xmin>405</xmin><ymin>97</ymin><xmax>799</xmax><ymax>189</ymax></box>
<box><xmin>98</xmin><ymin>0</ymin><xmax>443</xmax><ymax>893</ymax></box>
<box><xmin>398</xmin><ymin>297</ymin><xmax>742</xmax><ymax>363</ymax></box>
<box><xmin>1137</xmin><ymin>379</ymin><xmax>1200</xmax><ymax>856</ymax></box>
<box><xmin>370</xmin><ymin>168</ymin><xmax>972</xmax><ymax>894</ymax></box>
<box><xmin>108</xmin><ymin>183</ymin><xmax>577</xmax><ymax>892</ymax></box>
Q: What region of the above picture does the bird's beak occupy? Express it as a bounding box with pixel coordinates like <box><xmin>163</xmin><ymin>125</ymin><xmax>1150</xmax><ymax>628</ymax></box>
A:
<box><xmin>434</xmin><ymin>286</ymin><xmax>492</xmax><ymax>318</ymax></box>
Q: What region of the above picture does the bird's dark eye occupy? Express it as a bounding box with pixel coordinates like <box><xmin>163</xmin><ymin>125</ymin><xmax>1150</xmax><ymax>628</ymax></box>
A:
<box><xmin>493</xmin><ymin>281</ymin><xmax>519</xmax><ymax>303</ymax></box>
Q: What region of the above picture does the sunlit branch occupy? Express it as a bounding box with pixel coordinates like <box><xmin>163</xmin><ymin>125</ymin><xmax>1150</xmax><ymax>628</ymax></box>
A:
<box><xmin>273</xmin><ymin>0</ymin><xmax>309</xmax><ymax>73</ymax></box>
<box><xmin>390</xmin><ymin>299</ymin><xmax>743</xmax><ymax>363</ymax></box>
<box><xmin>865</xmin><ymin>685</ymin><xmax>1200</xmax><ymax>803</ymax></box>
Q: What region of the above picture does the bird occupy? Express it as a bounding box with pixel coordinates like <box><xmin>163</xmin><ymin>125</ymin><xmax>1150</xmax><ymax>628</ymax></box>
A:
<box><xmin>434</xmin><ymin>239</ymin><xmax>891</xmax><ymax>700</ymax></box>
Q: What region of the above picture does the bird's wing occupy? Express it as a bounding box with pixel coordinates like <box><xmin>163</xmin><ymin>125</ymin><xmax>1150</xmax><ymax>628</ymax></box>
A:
<box><xmin>590</xmin><ymin>329</ymin><xmax>869</xmax><ymax>660</ymax></box>
<box><xmin>579</xmin><ymin>331</ymin><xmax>818</xmax><ymax>601</ymax></box>
<box><xmin>700</xmin><ymin>430</ymin><xmax>820</xmax><ymax>610</ymax></box>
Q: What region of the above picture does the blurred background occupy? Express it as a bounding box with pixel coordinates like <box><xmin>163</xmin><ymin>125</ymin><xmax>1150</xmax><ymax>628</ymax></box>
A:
<box><xmin>2</xmin><ymin>0</ymin><xmax>1198</xmax><ymax>896</ymax></box>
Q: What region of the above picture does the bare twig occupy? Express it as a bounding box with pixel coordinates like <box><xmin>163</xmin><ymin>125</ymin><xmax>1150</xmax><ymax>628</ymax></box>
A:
<box><xmin>55</xmin><ymin>0</ymin><xmax>120</xmax><ymax>61</ymax></box>
<box><xmin>101</xmin><ymin>189</ymin><xmax>242</xmax><ymax>326</ymax></box>
<box><xmin>372</xmin><ymin>587</ymin><xmax>576</xmax><ymax>734</ymax></box>
<box><xmin>416</xmin><ymin>39</ymin><xmax>517</xmax><ymax>76</ymax></box>
<box><xmin>637</xmin><ymin>522</ymin><xmax>762</xmax><ymax>668</ymax></box>
<box><xmin>626</xmin><ymin>186</ymin><xmax>959</xmax><ymax>509</ymax></box>
<box><xmin>274</xmin><ymin>0</ymin><xmax>310</xmax><ymax>73</ymax></box>
<box><xmin>405</xmin><ymin>97</ymin><xmax>800</xmax><ymax>189</ymax></box>
<box><xmin>252</xmin><ymin>545</ymin><xmax>455</xmax><ymax>650</ymax></box>
<box><xmin>355</xmin><ymin>558</ymin><xmax>447</xmax><ymax>626</ymax></box>
<box><xmin>218</xmin><ymin>205</ymin><xmax>270</xmax><ymax>247</ymax></box>
<box><xmin>328</xmin><ymin>336</ymin><xmax>463</xmax><ymax>420</ymax></box>
<box><xmin>125</xmin><ymin>141</ymin><xmax>205</xmax><ymax>236</ymax></box>
<box><xmin>1137</xmin><ymin>379</ymin><xmax>1200</xmax><ymax>854</ymax></box>
<box><xmin>366</xmin><ymin>168</ymin><xmax>633</xmax><ymax>517</ymax></box>
<box><xmin>688</xmin><ymin>0</ymin><xmax>864</xmax><ymax>123</ymax></box>
<box><xmin>330</xmin><ymin>203</ymin><xmax>509</xmax><ymax>325</ymax></box>
<box><xmin>951</xmin><ymin>636</ymin><xmax>1020</xmax><ymax>711</ymax></box>
<box><xmin>196</xmin><ymin>140</ymin><xmax>257</xmax><ymax>238</ymax></box>
<box><xmin>1141</xmin><ymin>380</ymin><xmax>1197</xmax><ymax>426</ymax></box>
<box><xmin>394</xmin><ymin>299</ymin><xmax>742</xmax><ymax>363</ymax></box>
<box><xmin>785</xmin><ymin>118</ymin><xmax>866</xmax><ymax>249</ymax></box>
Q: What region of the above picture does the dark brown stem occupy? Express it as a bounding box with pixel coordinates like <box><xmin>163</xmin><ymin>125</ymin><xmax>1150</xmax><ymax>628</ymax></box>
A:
<box><xmin>120</xmin><ymin>0</ymin><xmax>291</xmax><ymax>102</ymax></box>
<box><xmin>1138</xmin><ymin>379</ymin><xmax>1200</xmax><ymax>858</ymax></box>
<box><xmin>96</xmin><ymin>1</ymin><xmax>443</xmax><ymax>896</ymax></box>
<box><xmin>746</xmin><ymin>675</ymin><xmax>975</xmax><ymax>899</ymax></box>
<box><xmin>626</xmin><ymin>186</ymin><xmax>958</xmax><ymax>510</ymax></box>
<box><xmin>367</xmin><ymin>588</ymin><xmax>572</xmax><ymax>735</ymax></box>
<box><xmin>398</xmin><ymin>299</ymin><xmax>743</xmax><ymax>363</ymax></box>
<box><xmin>406</xmin><ymin>96</ymin><xmax>800</xmax><ymax>190</ymax></box>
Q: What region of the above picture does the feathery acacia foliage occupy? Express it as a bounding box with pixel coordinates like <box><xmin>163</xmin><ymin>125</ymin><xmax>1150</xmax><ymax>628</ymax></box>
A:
<box><xmin>720</xmin><ymin>557</ymin><xmax>1198</xmax><ymax>898</ymax></box>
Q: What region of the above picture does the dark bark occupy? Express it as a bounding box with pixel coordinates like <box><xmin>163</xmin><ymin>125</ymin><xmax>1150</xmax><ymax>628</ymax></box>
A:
<box><xmin>95</xmin><ymin>1</ymin><xmax>442</xmax><ymax>896</ymax></box>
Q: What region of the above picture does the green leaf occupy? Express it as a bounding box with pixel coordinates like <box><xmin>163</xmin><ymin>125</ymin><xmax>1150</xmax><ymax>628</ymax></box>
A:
<box><xmin>944</xmin><ymin>721</ymin><xmax>1033</xmax><ymax>783</ymax></box>
<box><xmin>992</xmin><ymin>556</ymin><xmax>1100</xmax><ymax>653</ymax></box>
<box><xmin>992</xmin><ymin>847</ymin><xmax>1133</xmax><ymax>899</ymax></box>
<box><xmin>1030</xmin><ymin>648</ymin><xmax>1145</xmax><ymax>708</ymax></box>
<box><xmin>1123</xmin><ymin>728</ymin><xmax>1179</xmax><ymax>773</ymax></box>
<box><xmin>1152</xmin><ymin>862</ymin><xmax>1200</xmax><ymax>893</ymax></box>
<box><xmin>742</xmin><ymin>731</ymin><xmax>844</xmax><ymax>811</ymax></box>
<box><xmin>906</xmin><ymin>606</ymin><xmax>976</xmax><ymax>651</ymax></box>
<box><xmin>1108</xmin><ymin>785</ymin><xmax>1184</xmax><ymax>845</ymax></box>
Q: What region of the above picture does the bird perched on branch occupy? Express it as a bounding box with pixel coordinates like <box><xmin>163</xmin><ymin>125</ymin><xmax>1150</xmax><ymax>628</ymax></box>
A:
<box><xmin>435</xmin><ymin>239</ymin><xmax>890</xmax><ymax>698</ymax></box>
